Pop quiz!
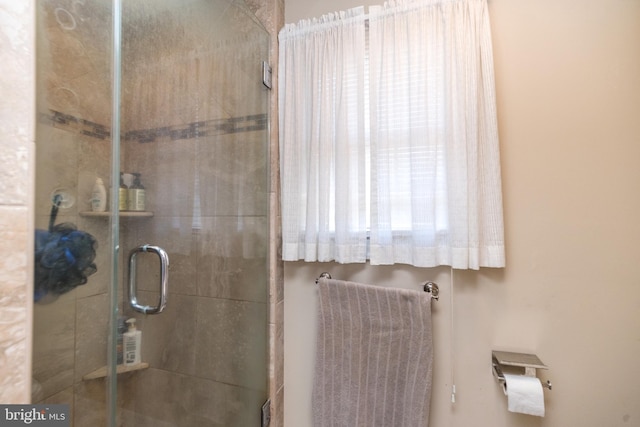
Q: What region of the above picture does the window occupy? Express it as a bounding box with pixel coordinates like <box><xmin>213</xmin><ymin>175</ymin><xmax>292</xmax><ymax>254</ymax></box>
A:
<box><xmin>279</xmin><ymin>0</ymin><xmax>505</xmax><ymax>269</ymax></box>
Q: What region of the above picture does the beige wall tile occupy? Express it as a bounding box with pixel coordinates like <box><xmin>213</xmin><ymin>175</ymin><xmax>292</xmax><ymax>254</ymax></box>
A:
<box><xmin>126</xmin><ymin>292</ymin><xmax>198</xmax><ymax>375</ymax></box>
<box><xmin>74</xmin><ymin>293</ymin><xmax>109</xmax><ymax>382</ymax></box>
<box><xmin>32</xmin><ymin>298</ymin><xmax>75</xmax><ymax>400</ymax></box>
<box><xmin>0</xmin><ymin>0</ymin><xmax>34</xmax><ymax>404</ymax></box>
<box><xmin>127</xmin><ymin>216</ymin><xmax>198</xmax><ymax>296</ymax></box>
<box><xmin>73</xmin><ymin>379</ymin><xmax>108</xmax><ymax>427</ymax></box>
<box><xmin>0</xmin><ymin>206</ymin><xmax>31</xmax><ymax>402</ymax></box>
<box><xmin>196</xmin><ymin>216</ymin><xmax>268</xmax><ymax>302</ymax></box>
<box><xmin>195</xmin><ymin>297</ymin><xmax>268</xmax><ymax>389</ymax></box>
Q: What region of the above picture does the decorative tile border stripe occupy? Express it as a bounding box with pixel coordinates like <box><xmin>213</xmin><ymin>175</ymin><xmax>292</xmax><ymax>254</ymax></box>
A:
<box><xmin>39</xmin><ymin>110</ymin><xmax>111</xmax><ymax>140</ymax></box>
<box><xmin>124</xmin><ymin>114</ymin><xmax>268</xmax><ymax>143</ymax></box>
<box><xmin>39</xmin><ymin>110</ymin><xmax>267</xmax><ymax>143</ymax></box>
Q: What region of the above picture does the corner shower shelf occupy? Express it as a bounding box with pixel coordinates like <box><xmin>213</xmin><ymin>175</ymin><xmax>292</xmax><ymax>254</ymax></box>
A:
<box><xmin>80</xmin><ymin>211</ymin><xmax>154</xmax><ymax>218</ymax></box>
<box><xmin>82</xmin><ymin>362</ymin><xmax>150</xmax><ymax>380</ymax></box>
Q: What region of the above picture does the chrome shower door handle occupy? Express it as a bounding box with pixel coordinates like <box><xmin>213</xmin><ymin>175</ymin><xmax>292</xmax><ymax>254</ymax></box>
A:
<box><xmin>128</xmin><ymin>244</ymin><xmax>169</xmax><ymax>314</ymax></box>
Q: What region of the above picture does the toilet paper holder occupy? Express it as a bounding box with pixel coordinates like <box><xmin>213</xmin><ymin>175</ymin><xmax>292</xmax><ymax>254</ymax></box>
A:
<box><xmin>492</xmin><ymin>351</ymin><xmax>552</xmax><ymax>390</ymax></box>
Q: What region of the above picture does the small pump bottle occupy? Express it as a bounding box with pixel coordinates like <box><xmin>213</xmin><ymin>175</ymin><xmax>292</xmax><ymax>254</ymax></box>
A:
<box><xmin>118</xmin><ymin>173</ymin><xmax>128</xmax><ymax>211</ymax></box>
<box><xmin>91</xmin><ymin>177</ymin><xmax>107</xmax><ymax>212</ymax></box>
<box><xmin>127</xmin><ymin>173</ymin><xmax>146</xmax><ymax>211</ymax></box>
<box><xmin>123</xmin><ymin>318</ymin><xmax>142</xmax><ymax>366</ymax></box>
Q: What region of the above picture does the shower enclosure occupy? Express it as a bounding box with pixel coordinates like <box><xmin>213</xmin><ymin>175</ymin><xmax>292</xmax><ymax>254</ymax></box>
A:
<box><xmin>33</xmin><ymin>1</ymin><xmax>271</xmax><ymax>425</ymax></box>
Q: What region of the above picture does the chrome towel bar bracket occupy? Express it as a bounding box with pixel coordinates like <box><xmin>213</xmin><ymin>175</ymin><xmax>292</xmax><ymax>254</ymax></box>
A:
<box><xmin>423</xmin><ymin>281</ymin><xmax>439</xmax><ymax>300</ymax></box>
<box><xmin>315</xmin><ymin>272</ymin><xmax>332</xmax><ymax>284</ymax></box>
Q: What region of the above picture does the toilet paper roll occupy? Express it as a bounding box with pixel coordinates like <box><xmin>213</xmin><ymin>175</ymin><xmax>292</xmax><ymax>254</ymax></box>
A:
<box><xmin>503</xmin><ymin>374</ymin><xmax>545</xmax><ymax>417</ymax></box>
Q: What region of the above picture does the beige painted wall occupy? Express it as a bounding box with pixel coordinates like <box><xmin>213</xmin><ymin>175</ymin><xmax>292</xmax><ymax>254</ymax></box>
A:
<box><xmin>283</xmin><ymin>1</ymin><xmax>640</xmax><ymax>426</ymax></box>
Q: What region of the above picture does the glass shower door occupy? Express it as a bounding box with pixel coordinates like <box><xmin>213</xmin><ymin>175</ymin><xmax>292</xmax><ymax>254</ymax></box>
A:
<box><xmin>33</xmin><ymin>0</ymin><xmax>117</xmax><ymax>425</ymax></box>
<box><xmin>33</xmin><ymin>1</ymin><xmax>271</xmax><ymax>425</ymax></box>
<box><xmin>115</xmin><ymin>1</ymin><xmax>270</xmax><ymax>425</ymax></box>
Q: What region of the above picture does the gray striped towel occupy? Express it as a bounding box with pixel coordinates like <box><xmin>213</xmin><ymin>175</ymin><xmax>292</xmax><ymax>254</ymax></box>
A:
<box><xmin>313</xmin><ymin>278</ymin><xmax>434</xmax><ymax>427</ymax></box>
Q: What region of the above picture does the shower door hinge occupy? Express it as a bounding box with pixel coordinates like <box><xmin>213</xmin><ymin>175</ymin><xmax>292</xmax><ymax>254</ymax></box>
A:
<box><xmin>261</xmin><ymin>398</ymin><xmax>271</xmax><ymax>427</ymax></box>
<box><xmin>262</xmin><ymin>61</ymin><xmax>272</xmax><ymax>90</ymax></box>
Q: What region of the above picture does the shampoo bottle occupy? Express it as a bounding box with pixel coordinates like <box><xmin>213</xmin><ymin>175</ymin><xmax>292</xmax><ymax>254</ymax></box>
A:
<box><xmin>91</xmin><ymin>177</ymin><xmax>107</xmax><ymax>212</ymax></box>
<box><xmin>127</xmin><ymin>173</ymin><xmax>146</xmax><ymax>211</ymax></box>
<box><xmin>123</xmin><ymin>318</ymin><xmax>142</xmax><ymax>366</ymax></box>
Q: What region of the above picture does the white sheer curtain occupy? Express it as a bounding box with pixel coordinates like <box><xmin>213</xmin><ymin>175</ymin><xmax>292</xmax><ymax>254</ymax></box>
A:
<box><xmin>279</xmin><ymin>0</ymin><xmax>505</xmax><ymax>269</ymax></box>
<box><xmin>279</xmin><ymin>7</ymin><xmax>368</xmax><ymax>263</ymax></box>
<box><xmin>368</xmin><ymin>0</ymin><xmax>504</xmax><ymax>268</ymax></box>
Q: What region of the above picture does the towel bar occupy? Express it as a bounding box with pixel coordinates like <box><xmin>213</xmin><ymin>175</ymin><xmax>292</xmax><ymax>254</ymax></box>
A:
<box><xmin>315</xmin><ymin>272</ymin><xmax>439</xmax><ymax>300</ymax></box>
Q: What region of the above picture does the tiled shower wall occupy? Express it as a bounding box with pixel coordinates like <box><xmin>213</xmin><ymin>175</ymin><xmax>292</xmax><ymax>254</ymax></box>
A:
<box><xmin>6</xmin><ymin>0</ymin><xmax>284</xmax><ymax>424</ymax></box>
